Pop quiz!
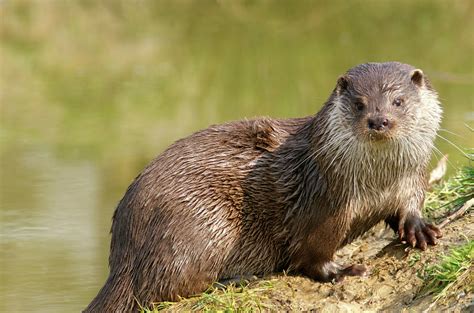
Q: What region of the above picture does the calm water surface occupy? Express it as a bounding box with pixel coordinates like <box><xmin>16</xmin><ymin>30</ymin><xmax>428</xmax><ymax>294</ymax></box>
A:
<box><xmin>1</xmin><ymin>1</ymin><xmax>473</xmax><ymax>311</ymax></box>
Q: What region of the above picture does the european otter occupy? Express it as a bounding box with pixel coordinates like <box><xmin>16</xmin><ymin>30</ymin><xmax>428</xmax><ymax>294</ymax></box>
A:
<box><xmin>85</xmin><ymin>62</ymin><xmax>442</xmax><ymax>312</ymax></box>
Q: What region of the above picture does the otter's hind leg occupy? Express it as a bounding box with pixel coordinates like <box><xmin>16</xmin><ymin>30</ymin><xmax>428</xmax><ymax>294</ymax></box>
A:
<box><xmin>300</xmin><ymin>259</ymin><xmax>368</xmax><ymax>283</ymax></box>
<box><xmin>213</xmin><ymin>275</ymin><xmax>259</xmax><ymax>290</ymax></box>
<box><xmin>292</xmin><ymin>216</ymin><xmax>367</xmax><ymax>283</ymax></box>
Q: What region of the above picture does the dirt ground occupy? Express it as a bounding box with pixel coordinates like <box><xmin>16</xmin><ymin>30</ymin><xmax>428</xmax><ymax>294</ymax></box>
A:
<box><xmin>162</xmin><ymin>211</ymin><xmax>473</xmax><ymax>312</ymax></box>
<box><xmin>263</xmin><ymin>213</ymin><xmax>473</xmax><ymax>312</ymax></box>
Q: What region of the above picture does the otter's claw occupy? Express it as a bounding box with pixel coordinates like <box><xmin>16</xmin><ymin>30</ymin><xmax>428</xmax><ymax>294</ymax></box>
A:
<box><xmin>399</xmin><ymin>215</ymin><xmax>442</xmax><ymax>250</ymax></box>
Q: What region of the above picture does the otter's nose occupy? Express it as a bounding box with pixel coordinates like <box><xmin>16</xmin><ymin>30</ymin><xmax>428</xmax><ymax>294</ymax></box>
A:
<box><xmin>367</xmin><ymin>116</ymin><xmax>391</xmax><ymax>131</ymax></box>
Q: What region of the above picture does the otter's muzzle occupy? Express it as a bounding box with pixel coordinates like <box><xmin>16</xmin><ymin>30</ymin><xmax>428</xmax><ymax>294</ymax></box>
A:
<box><xmin>365</xmin><ymin>115</ymin><xmax>394</xmax><ymax>141</ymax></box>
<box><xmin>367</xmin><ymin>116</ymin><xmax>392</xmax><ymax>132</ymax></box>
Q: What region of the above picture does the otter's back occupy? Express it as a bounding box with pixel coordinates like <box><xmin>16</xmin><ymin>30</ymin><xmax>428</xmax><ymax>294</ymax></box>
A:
<box><xmin>107</xmin><ymin>117</ymin><xmax>308</xmax><ymax>302</ymax></box>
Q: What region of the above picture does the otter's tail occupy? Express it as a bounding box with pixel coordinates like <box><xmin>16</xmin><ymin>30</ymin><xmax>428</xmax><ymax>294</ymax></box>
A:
<box><xmin>84</xmin><ymin>273</ymin><xmax>136</xmax><ymax>313</ymax></box>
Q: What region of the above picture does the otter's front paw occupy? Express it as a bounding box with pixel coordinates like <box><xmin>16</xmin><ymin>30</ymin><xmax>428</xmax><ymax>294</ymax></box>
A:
<box><xmin>399</xmin><ymin>215</ymin><xmax>442</xmax><ymax>250</ymax></box>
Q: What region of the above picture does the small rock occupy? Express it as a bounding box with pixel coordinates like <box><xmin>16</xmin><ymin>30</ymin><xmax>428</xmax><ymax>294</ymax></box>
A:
<box><xmin>343</xmin><ymin>290</ymin><xmax>356</xmax><ymax>302</ymax></box>
<box><xmin>319</xmin><ymin>302</ymin><xmax>367</xmax><ymax>313</ymax></box>
<box><xmin>456</xmin><ymin>290</ymin><xmax>466</xmax><ymax>300</ymax></box>
<box><xmin>375</xmin><ymin>284</ymin><xmax>393</xmax><ymax>298</ymax></box>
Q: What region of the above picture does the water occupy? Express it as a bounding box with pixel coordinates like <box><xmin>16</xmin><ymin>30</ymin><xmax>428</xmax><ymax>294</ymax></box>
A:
<box><xmin>0</xmin><ymin>1</ymin><xmax>473</xmax><ymax>311</ymax></box>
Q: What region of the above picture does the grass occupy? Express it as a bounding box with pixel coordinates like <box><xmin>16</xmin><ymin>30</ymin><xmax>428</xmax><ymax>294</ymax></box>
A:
<box><xmin>418</xmin><ymin>153</ymin><xmax>473</xmax><ymax>304</ymax></box>
<box><xmin>139</xmin><ymin>280</ymin><xmax>278</xmax><ymax>312</ymax></box>
<box><xmin>424</xmin><ymin>151</ymin><xmax>474</xmax><ymax>219</ymax></box>
<box><xmin>419</xmin><ymin>240</ymin><xmax>473</xmax><ymax>301</ymax></box>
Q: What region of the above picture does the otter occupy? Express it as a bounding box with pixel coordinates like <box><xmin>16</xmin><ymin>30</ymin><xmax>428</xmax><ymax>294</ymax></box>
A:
<box><xmin>85</xmin><ymin>62</ymin><xmax>442</xmax><ymax>312</ymax></box>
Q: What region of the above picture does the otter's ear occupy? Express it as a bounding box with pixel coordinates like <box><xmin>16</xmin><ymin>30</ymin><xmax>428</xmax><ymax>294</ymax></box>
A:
<box><xmin>410</xmin><ymin>69</ymin><xmax>424</xmax><ymax>87</ymax></box>
<box><xmin>336</xmin><ymin>75</ymin><xmax>349</xmax><ymax>93</ymax></box>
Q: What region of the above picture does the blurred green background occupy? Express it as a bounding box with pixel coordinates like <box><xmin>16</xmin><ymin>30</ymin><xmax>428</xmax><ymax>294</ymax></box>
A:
<box><xmin>0</xmin><ymin>0</ymin><xmax>473</xmax><ymax>311</ymax></box>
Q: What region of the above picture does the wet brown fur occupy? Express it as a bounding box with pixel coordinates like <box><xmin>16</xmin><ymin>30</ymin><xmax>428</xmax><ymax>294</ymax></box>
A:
<box><xmin>85</xmin><ymin>62</ymin><xmax>442</xmax><ymax>312</ymax></box>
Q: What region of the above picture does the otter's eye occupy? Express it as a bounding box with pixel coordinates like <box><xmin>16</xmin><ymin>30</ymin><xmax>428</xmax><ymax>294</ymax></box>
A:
<box><xmin>393</xmin><ymin>98</ymin><xmax>403</xmax><ymax>107</ymax></box>
<box><xmin>355</xmin><ymin>102</ymin><xmax>365</xmax><ymax>111</ymax></box>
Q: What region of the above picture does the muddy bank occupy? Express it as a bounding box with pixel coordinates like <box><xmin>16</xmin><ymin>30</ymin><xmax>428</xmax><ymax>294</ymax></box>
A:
<box><xmin>268</xmin><ymin>212</ymin><xmax>473</xmax><ymax>312</ymax></box>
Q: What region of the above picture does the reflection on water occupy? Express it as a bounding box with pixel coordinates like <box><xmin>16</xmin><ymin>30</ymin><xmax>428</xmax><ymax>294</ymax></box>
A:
<box><xmin>0</xmin><ymin>1</ymin><xmax>473</xmax><ymax>311</ymax></box>
<box><xmin>0</xmin><ymin>143</ymin><xmax>108</xmax><ymax>311</ymax></box>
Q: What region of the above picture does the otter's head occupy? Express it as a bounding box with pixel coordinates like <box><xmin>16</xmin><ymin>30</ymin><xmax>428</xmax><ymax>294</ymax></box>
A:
<box><xmin>333</xmin><ymin>62</ymin><xmax>442</xmax><ymax>145</ymax></box>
